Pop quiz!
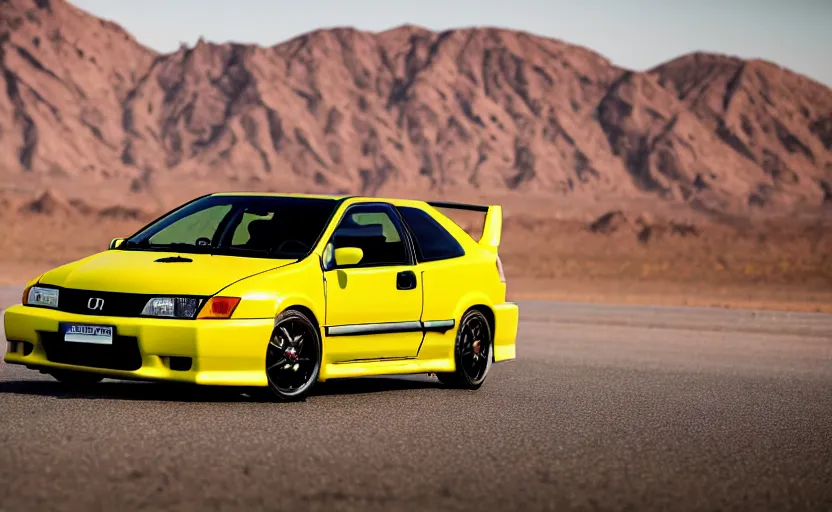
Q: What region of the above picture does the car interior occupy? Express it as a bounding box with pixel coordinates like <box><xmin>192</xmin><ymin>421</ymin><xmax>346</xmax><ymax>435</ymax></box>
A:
<box><xmin>331</xmin><ymin>215</ymin><xmax>407</xmax><ymax>266</ymax></box>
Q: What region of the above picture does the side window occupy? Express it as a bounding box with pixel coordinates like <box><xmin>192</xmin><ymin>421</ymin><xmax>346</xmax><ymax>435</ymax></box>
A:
<box><xmin>350</xmin><ymin>212</ymin><xmax>402</xmax><ymax>242</ymax></box>
<box><xmin>397</xmin><ymin>206</ymin><xmax>465</xmax><ymax>262</ymax></box>
<box><xmin>149</xmin><ymin>204</ymin><xmax>232</xmax><ymax>245</ymax></box>
<box><xmin>328</xmin><ymin>205</ymin><xmax>409</xmax><ymax>267</ymax></box>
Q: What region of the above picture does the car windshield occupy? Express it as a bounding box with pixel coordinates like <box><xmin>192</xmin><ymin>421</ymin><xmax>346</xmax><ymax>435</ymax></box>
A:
<box><xmin>122</xmin><ymin>195</ymin><xmax>339</xmax><ymax>259</ymax></box>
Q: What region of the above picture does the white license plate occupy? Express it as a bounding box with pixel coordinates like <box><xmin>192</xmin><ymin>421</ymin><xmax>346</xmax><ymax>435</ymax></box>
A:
<box><xmin>63</xmin><ymin>324</ymin><xmax>114</xmax><ymax>345</ymax></box>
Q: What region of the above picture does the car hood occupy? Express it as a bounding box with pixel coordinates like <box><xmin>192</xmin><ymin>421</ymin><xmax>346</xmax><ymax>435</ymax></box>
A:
<box><xmin>38</xmin><ymin>250</ymin><xmax>297</xmax><ymax>295</ymax></box>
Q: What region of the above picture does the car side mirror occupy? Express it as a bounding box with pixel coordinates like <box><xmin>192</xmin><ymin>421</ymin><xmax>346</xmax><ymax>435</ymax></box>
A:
<box><xmin>109</xmin><ymin>238</ymin><xmax>126</xmax><ymax>250</ymax></box>
<box><xmin>334</xmin><ymin>247</ymin><xmax>363</xmax><ymax>267</ymax></box>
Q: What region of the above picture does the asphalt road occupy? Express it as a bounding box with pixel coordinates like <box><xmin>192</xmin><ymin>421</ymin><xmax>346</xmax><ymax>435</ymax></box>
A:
<box><xmin>1</xmin><ymin>287</ymin><xmax>831</xmax><ymax>511</ymax></box>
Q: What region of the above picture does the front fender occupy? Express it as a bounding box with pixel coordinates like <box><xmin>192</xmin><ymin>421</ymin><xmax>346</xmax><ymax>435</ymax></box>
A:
<box><xmin>219</xmin><ymin>258</ymin><xmax>326</xmax><ymax>324</ymax></box>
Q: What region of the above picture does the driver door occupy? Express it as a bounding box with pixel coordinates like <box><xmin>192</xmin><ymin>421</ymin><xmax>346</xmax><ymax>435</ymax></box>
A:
<box><xmin>322</xmin><ymin>203</ymin><xmax>424</xmax><ymax>362</ymax></box>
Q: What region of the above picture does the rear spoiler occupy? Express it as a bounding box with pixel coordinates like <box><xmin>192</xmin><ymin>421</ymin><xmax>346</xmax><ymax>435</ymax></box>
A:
<box><xmin>427</xmin><ymin>201</ymin><xmax>502</xmax><ymax>253</ymax></box>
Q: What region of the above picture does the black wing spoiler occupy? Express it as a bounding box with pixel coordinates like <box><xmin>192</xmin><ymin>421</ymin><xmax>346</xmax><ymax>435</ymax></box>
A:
<box><xmin>426</xmin><ymin>201</ymin><xmax>502</xmax><ymax>253</ymax></box>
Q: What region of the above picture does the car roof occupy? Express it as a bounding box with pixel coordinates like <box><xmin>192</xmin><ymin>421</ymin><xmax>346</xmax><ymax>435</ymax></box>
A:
<box><xmin>210</xmin><ymin>192</ymin><xmax>351</xmax><ymax>200</ymax></box>
<box><xmin>208</xmin><ymin>192</ymin><xmax>452</xmax><ymax>210</ymax></box>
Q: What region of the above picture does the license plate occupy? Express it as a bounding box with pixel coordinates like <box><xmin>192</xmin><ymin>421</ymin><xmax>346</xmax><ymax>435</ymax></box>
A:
<box><xmin>62</xmin><ymin>324</ymin><xmax>114</xmax><ymax>345</ymax></box>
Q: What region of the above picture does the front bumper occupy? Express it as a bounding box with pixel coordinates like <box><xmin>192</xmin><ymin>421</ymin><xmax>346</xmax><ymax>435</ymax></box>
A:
<box><xmin>3</xmin><ymin>304</ymin><xmax>274</xmax><ymax>386</ymax></box>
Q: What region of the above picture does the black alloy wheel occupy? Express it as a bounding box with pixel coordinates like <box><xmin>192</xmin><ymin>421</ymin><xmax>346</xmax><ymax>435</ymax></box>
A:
<box><xmin>437</xmin><ymin>309</ymin><xmax>493</xmax><ymax>389</ymax></box>
<box><xmin>49</xmin><ymin>369</ymin><xmax>105</xmax><ymax>386</ymax></box>
<box><xmin>265</xmin><ymin>309</ymin><xmax>322</xmax><ymax>401</ymax></box>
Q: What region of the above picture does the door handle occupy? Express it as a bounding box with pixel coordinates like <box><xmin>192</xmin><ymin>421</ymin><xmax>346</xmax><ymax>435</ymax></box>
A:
<box><xmin>396</xmin><ymin>270</ymin><xmax>417</xmax><ymax>290</ymax></box>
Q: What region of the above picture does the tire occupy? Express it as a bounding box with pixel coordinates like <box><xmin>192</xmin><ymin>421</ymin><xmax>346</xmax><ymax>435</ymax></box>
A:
<box><xmin>265</xmin><ymin>309</ymin><xmax>323</xmax><ymax>401</ymax></box>
<box><xmin>50</xmin><ymin>369</ymin><xmax>104</xmax><ymax>386</ymax></box>
<box><xmin>437</xmin><ymin>309</ymin><xmax>493</xmax><ymax>390</ymax></box>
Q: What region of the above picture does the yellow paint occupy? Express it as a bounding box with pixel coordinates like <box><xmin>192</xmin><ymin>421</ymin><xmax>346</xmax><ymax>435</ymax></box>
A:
<box><xmin>334</xmin><ymin>247</ymin><xmax>363</xmax><ymax>266</ymax></box>
<box><xmin>38</xmin><ymin>251</ymin><xmax>295</xmax><ymax>295</ymax></box>
<box><xmin>323</xmin><ymin>264</ymin><xmax>424</xmax><ymax>361</ymax></box>
<box><xmin>3</xmin><ymin>305</ymin><xmax>274</xmax><ymax>386</ymax></box>
<box><xmin>3</xmin><ymin>194</ymin><xmax>518</xmax><ymax>387</ymax></box>
<box><xmin>479</xmin><ymin>205</ymin><xmax>503</xmax><ymax>253</ymax></box>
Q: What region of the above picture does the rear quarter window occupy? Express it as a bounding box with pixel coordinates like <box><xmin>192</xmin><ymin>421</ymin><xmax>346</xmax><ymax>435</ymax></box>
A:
<box><xmin>398</xmin><ymin>206</ymin><xmax>465</xmax><ymax>262</ymax></box>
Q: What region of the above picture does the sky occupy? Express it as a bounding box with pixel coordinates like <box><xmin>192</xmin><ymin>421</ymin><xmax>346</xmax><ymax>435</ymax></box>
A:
<box><xmin>71</xmin><ymin>0</ymin><xmax>832</xmax><ymax>87</ymax></box>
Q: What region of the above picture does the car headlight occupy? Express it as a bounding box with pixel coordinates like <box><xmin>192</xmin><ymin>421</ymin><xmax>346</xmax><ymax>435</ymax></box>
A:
<box><xmin>24</xmin><ymin>286</ymin><xmax>59</xmax><ymax>308</ymax></box>
<box><xmin>141</xmin><ymin>297</ymin><xmax>202</xmax><ymax>318</ymax></box>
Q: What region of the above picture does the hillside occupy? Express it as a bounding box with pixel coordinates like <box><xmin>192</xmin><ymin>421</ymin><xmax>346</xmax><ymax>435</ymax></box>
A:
<box><xmin>0</xmin><ymin>0</ymin><xmax>830</xmax><ymax>217</ymax></box>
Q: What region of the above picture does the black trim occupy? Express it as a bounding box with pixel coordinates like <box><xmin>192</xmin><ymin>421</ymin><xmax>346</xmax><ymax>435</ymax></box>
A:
<box><xmin>421</xmin><ymin>320</ymin><xmax>456</xmax><ymax>332</ymax></box>
<box><xmin>427</xmin><ymin>201</ymin><xmax>489</xmax><ymax>213</ymax></box>
<box><xmin>332</xmin><ymin>356</ymin><xmax>415</xmax><ymax>364</ymax></box>
<box><xmin>391</xmin><ymin>204</ymin><xmax>421</xmax><ymax>267</ymax></box>
<box><xmin>324</xmin><ymin>319</ymin><xmax>455</xmax><ymax>337</ymax></box>
<box><xmin>39</xmin><ymin>330</ymin><xmax>143</xmax><ymax>371</ymax></box>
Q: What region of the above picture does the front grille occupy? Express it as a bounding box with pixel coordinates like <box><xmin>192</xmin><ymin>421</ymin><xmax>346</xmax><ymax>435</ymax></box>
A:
<box><xmin>57</xmin><ymin>288</ymin><xmax>150</xmax><ymax>317</ymax></box>
<box><xmin>40</xmin><ymin>331</ymin><xmax>143</xmax><ymax>371</ymax></box>
<box><xmin>35</xmin><ymin>286</ymin><xmax>206</xmax><ymax>318</ymax></box>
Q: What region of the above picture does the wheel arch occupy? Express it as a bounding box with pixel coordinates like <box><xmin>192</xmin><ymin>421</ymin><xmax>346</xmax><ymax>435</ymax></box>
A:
<box><xmin>275</xmin><ymin>303</ymin><xmax>323</xmax><ymax>338</ymax></box>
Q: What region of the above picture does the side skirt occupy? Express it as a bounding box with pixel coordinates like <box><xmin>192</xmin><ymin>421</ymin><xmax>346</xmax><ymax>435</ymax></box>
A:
<box><xmin>320</xmin><ymin>357</ymin><xmax>455</xmax><ymax>380</ymax></box>
<box><xmin>324</xmin><ymin>319</ymin><xmax>455</xmax><ymax>337</ymax></box>
<box><xmin>318</xmin><ymin>319</ymin><xmax>457</xmax><ymax>381</ymax></box>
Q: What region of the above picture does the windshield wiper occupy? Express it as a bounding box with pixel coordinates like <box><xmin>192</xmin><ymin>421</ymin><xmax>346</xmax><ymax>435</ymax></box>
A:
<box><xmin>122</xmin><ymin>239</ymin><xmax>291</xmax><ymax>258</ymax></box>
<box><xmin>122</xmin><ymin>240</ymin><xmax>210</xmax><ymax>253</ymax></box>
<box><xmin>153</xmin><ymin>242</ymin><xmax>200</xmax><ymax>250</ymax></box>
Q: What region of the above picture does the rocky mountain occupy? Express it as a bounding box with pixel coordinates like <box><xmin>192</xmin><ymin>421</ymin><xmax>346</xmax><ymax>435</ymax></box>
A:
<box><xmin>1</xmin><ymin>0</ymin><xmax>830</xmax><ymax>216</ymax></box>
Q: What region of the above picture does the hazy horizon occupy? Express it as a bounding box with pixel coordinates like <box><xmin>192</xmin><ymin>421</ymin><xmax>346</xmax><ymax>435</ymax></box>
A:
<box><xmin>69</xmin><ymin>0</ymin><xmax>832</xmax><ymax>87</ymax></box>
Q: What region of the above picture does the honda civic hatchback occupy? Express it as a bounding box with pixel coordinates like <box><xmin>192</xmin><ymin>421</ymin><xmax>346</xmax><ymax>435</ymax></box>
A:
<box><xmin>3</xmin><ymin>193</ymin><xmax>519</xmax><ymax>400</ymax></box>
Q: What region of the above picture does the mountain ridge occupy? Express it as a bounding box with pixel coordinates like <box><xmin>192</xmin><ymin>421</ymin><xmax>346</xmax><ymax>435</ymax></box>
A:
<box><xmin>1</xmin><ymin>0</ymin><xmax>830</xmax><ymax>218</ymax></box>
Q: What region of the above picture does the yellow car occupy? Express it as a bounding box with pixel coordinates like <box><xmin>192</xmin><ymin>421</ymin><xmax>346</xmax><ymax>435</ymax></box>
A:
<box><xmin>3</xmin><ymin>193</ymin><xmax>518</xmax><ymax>400</ymax></box>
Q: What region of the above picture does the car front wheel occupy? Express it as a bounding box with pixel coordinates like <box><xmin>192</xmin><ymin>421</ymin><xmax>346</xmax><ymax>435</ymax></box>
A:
<box><xmin>437</xmin><ymin>309</ymin><xmax>493</xmax><ymax>389</ymax></box>
<box><xmin>265</xmin><ymin>309</ymin><xmax>323</xmax><ymax>401</ymax></box>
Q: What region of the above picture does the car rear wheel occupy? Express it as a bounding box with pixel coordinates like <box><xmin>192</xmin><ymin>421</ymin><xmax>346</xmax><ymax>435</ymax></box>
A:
<box><xmin>437</xmin><ymin>309</ymin><xmax>493</xmax><ymax>389</ymax></box>
<box><xmin>265</xmin><ymin>309</ymin><xmax>322</xmax><ymax>401</ymax></box>
<box><xmin>50</xmin><ymin>369</ymin><xmax>104</xmax><ymax>386</ymax></box>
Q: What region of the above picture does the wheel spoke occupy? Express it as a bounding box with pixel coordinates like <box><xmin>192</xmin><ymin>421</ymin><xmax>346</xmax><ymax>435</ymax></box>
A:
<box><xmin>267</xmin><ymin>358</ymin><xmax>287</xmax><ymax>371</ymax></box>
<box><xmin>280</xmin><ymin>326</ymin><xmax>292</xmax><ymax>344</ymax></box>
